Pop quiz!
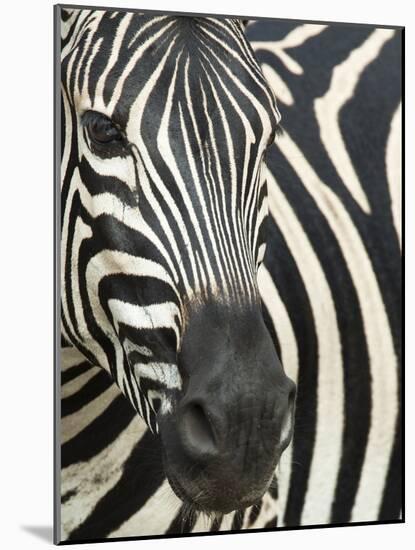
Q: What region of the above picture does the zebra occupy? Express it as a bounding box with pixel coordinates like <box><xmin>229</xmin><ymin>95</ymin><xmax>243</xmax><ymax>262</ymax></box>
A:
<box><xmin>56</xmin><ymin>7</ymin><xmax>402</xmax><ymax>543</ymax></box>
<box><xmin>58</xmin><ymin>8</ymin><xmax>295</xmax><ymax>541</ymax></box>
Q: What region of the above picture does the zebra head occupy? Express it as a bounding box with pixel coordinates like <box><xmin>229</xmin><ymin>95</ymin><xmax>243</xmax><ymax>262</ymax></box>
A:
<box><xmin>61</xmin><ymin>11</ymin><xmax>296</xmax><ymax>514</ymax></box>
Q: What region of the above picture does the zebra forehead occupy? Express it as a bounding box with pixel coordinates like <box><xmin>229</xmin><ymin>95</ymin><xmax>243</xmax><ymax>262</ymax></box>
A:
<box><xmin>66</xmin><ymin>12</ymin><xmax>248</xmax><ymax>55</ymax></box>
<box><xmin>62</xmin><ymin>12</ymin><xmax>278</xmax><ymax>126</ymax></box>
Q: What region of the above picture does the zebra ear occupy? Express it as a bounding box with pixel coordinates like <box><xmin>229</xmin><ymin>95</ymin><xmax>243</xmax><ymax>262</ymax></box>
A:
<box><xmin>61</xmin><ymin>7</ymin><xmax>75</xmax><ymax>22</ymax></box>
<box><xmin>236</xmin><ymin>18</ymin><xmax>250</xmax><ymax>31</ymax></box>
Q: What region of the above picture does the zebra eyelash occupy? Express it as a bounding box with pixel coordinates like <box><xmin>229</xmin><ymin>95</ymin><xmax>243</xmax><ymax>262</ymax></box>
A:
<box><xmin>275</xmin><ymin>124</ymin><xmax>284</xmax><ymax>137</ymax></box>
<box><xmin>265</xmin><ymin>123</ymin><xmax>284</xmax><ymax>150</ymax></box>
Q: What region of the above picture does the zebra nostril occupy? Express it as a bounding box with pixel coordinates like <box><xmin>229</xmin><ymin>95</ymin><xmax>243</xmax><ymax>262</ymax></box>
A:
<box><xmin>179</xmin><ymin>401</ymin><xmax>219</xmax><ymax>460</ymax></box>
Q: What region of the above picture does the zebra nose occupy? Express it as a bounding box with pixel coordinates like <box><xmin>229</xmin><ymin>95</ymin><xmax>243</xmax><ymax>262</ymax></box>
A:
<box><xmin>177</xmin><ymin>400</ymin><xmax>221</xmax><ymax>461</ymax></box>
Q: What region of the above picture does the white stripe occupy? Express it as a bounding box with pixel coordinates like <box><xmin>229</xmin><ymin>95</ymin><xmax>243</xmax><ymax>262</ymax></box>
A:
<box><xmin>60</xmin><ymin>9</ymin><xmax>80</xmax><ymax>42</ymax></box>
<box><xmin>61</xmin><ymin>415</ymin><xmax>147</xmax><ymax>540</ymax></box>
<box><xmin>85</xmin><ymin>250</ymin><xmax>177</xmax><ymax>335</ymax></box>
<box><xmin>124</xmin><ymin>368</ymin><xmax>144</xmax><ymax>419</ymax></box>
<box><xmin>386</xmin><ymin>103</ymin><xmax>402</xmax><ymax>249</ymax></box>
<box><xmin>191</xmin><ymin>512</ymin><xmax>214</xmax><ymax>533</ymax></box>
<box><xmin>275</xmin><ymin>132</ymin><xmax>398</xmax><ymax>522</ymax></box>
<box><xmin>81</xmin><ymin>37</ymin><xmax>103</xmax><ymax>105</ymax></box>
<box><xmin>61</xmin><ymin>381</ymin><xmax>117</xmax><ymax>444</ymax></box>
<box><xmin>261</xmin><ymin>63</ymin><xmax>294</xmax><ymax>106</ymax></box>
<box><xmin>157</xmin><ymin>55</ymin><xmax>217</xmax><ymax>293</ymax></box>
<box><xmin>178</xmin><ymin>94</ymin><xmax>229</xmax><ymax>296</ymax></box>
<box><xmin>61</xmin><ymin>367</ymin><xmax>97</xmax><ymax>399</ymax></box>
<box><xmin>61</xmin><ymin>172</ymin><xmax>110</xmax><ymax>372</ymax></box>
<box><xmin>60</xmin><ymin>86</ymin><xmax>72</xmax><ymax>186</ymax></box>
<box><xmin>84</xmin><ymin>248</ymin><xmax>178</xmax><ymax>381</ymax></box>
<box><xmin>202</xmin><ymin>19</ymin><xmax>277</xmax><ymax>111</ymax></box>
<box><xmin>217</xmin><ymin>511</ymin><xmax>236</xmax><ymax>531</ymax></box>
<box><xmin>106</xmin><ymin>20</ymin><xmax>176</xmax><ymax>114</ymax></box>
<box><xmin>108</xmin><ymin>480</ymin><xmax>181</xmax><ymax>538</ymax></box>
<box><xmin>127</xmin><ymin>15</ymin><xmax>169</xmax><ymax>48</ymax></box>
<box><xmin>198</xmin><ymin>84</ymin><xmax>240</xmax><ymax>295</ymax></box>
<box><xmin>132</xmin><ymin>362</ymin><xmax>182</xmax><ymax>391</ymax></box>
<box><xmin>183</xmin><ymin>60</ymin><xmax>234</xmax><ymax>295</ymax></box>
<box><xmin>257</xmin><ymin>264</ymin><xmax>299</xmax><ymax>526</ymax></box>
<box><xmin>70</xmin><ymin>216</ymin><xmax>92</xmax><ymax>342</ymax></box>
<box><xmin>314</xmin><ymin>28</ymin><xmax>395</xmax><ymax>213</ymax></box>
<box><xmin>126</xmin><ymin>38</ymin><xmax>195</xmax><ymax>296</ymax></box>
<box><xmin>73</xmin><ymin>13</ymin><xmax>104</xmax><ymax>103</ymax></box>
<box><xmin>94</xmin><ymin>13</ymin><xmax>134</xmax><ymax>103</ymax></box>
<box><xmin>251</xmin><ymin>24</ymin><xmax>327</xmax><ymax>75</ymax></box>
<box><xmin>76</xmin><ymin>181</ymin><xmax>180</xmax><ymax>286</ymax></box>
<box><xmin>198</xmin><ymin>54</ymin><xmax>266</xmax><ymax>294</ymax></box>
<box><xmin>107</xmin><ymin>300</ymin><xmax>181</xmax><ymax>344</ymax></box>
<box><xmin>60</xmin><ymin>10</ymin><xmax>94</xmax><ymax>60</ymax></box>
<box><xmin>61</xmin><ymin>345</ymin><xmax>89</xmax><ymax>371</ymax></box>
<box><xmin>123</xmin><ymin>338</ymin><xmax>153</xmax><ymax>358</ymax></box>
<box><xmin>61</xmin><ymin>170</ymin><xmax>94</xmax><ymax>355</ymax></box>
<box><xmin>266</xmin><ymin>167</ymin><xmax>344</xmax><ymax>525</ymax></box>
<box><xmin>200</xmin><ymin>69</ymin><xmax>253</xmax><ymax>297</ymax></box>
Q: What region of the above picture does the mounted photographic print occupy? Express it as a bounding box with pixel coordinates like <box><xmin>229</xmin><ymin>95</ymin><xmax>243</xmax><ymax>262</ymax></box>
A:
<box><xmin>54</xmin><ymin>3</ymin><xmax>403</xmax><ymax>545</ymax></box>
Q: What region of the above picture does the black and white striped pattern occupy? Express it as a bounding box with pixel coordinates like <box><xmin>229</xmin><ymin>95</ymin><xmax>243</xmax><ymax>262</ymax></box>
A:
<box><xmin>59</xmin><ymin>12</ymin><xmax>402</xmax><ymax>542</ymax></box>
<box><xmin>61</xmin><ymin>10</ymin><xmax>279</xmax><ymax>434</ymax></box>
<box><xmin>250</xmin><ymin>20</ymin><xmax>401</xmax><ymax>525</ymax></box>
<box><xmin>60</xmin><ymin>343</ymin><xmax>280</xmax><ymax>540</ymax></box>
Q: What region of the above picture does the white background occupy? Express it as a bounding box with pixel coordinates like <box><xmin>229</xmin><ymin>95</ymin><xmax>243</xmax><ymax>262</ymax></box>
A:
<box><xmin>0</xmin><ymin>0</ymin><xmax>411</xmax><ymax>548</ymax></box>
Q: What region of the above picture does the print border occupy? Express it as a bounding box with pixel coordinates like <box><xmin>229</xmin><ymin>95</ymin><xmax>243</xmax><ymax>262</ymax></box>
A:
<box><xmin>53</xmin><ymin>3</ymin><xmax>405</xmax><ymax>545</ymax></box>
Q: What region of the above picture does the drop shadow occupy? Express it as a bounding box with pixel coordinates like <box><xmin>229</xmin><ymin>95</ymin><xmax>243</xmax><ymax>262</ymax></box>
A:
<box><xmin>21</xmin><ymin>525</ymin><xmax>53</xmax><ymax>543</ymax></box>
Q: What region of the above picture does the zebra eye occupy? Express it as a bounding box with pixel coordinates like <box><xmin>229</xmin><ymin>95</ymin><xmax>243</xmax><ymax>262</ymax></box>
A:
<box><xmin>82</xmin><ymin>111</ymin><xmax>124</xmax><ymax>146</ymax></box>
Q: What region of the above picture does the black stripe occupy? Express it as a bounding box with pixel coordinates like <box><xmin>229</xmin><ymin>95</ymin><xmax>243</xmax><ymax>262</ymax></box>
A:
<box><xmin>60</xmin><ymin>333</ymin><xmax>73</xmax><ymax>348</ymax></box>
<box><xmin>264</xmin><ymin>515</ymin><xmax>277</xmax><ymax>529</ymax></box>
<box><xmin>58</xmin><ymin>16</ymin><xmax>402</xmax><ymax>537</ymax></box>
<box><xmin>268</xmin><ymin>477</ymin><xmax>278</xmax><ymax>500</ymax></box>
<box><xmin>64</xmin><ymin>190</ymin><xmax>83</xmax><ymax>341</ymax></box>
<box><xmin>338</xmin><ymin>33</ymin><xmax>402</xmax><ymax>372</ymax></box>
<box><xmin>209</xmin><ymin>515</ymin><xmax>223</xmax><ymax>531</ymax></box>
<box><xmin>61</xmin><ymin>488</ymin><xmax>78</xmax><ymax>504</ymax></box>
<box><xmin>231</xmin><ymin>510</ymin><xmax>244</xmax><ymax>531</ymax></box>
<box><xmin>76</xmin><ymin>208</ymin><xmax>121</xmax><ymax>382</ymax></box>
<box><xmin>264</xmin><ymin>216</ymin><xmax>318</xmax><ymax>527</ymax></box>
<box><xmin>338</xmin><ymin>38</ymin><xmax>403</xmax><ymax>523</ymax></box>
<box><xmin>248</xmin><ymin>501</ymin><xmax>263</xmax><ymax>526</ymax></box>
<box><xmin>61</xmin><ymin>360</ymin><xmax>93</xmax><ymax>385</ymax></box>
<box><xmin>269</xmin><ymin>146</ymin><xmax>372</xmax><ymax>523</ymax></box>
<box><xmin>67</xmin><ymin>430</ymin><xmax>165</xmax><ymax>541</ymax></box>
<box><xmin>61</xmin><ymin>311</ymin><xmax>99</xmax><ymax>367</ymax></box>
<box><xmin>263</xmin><ymin>28</ymin><xmax>387</xmax><ymax>523</ymax></box>
<box><xmin>78</xmin><ymin>157</ymin><xmax>137</xmax><ymax>206</ymax></box>
<box><xmin>61</xmin><ymin>394</ymin><xmax>135</xmax><ymax>468</ymax></box>
<box><xmin>246</xmin><ymin>20</ymin><xmax>299</xmax><ymax>42</ymax></box>
<box><xmin>61</xmin><ymin>369</ymin><xmax>113</xmax><ymax>417</ymax></box>
<box><xmin>332</xmin><ymin>33</ymin><xmax>402</xmax><ymax>523</ymax></box>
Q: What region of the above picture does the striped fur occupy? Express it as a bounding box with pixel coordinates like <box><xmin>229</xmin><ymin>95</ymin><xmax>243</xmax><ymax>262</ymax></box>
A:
<box><xmin>250</xmin><ymin>20</ymin><xmax>401</xmax><ymax>525</ymax></box>
<box><xmin>59</xmin><ymin>12</ymin><xmax>402</xmax><ymax>542</ymax></box>
<box><xmin>60</xmin><ymin>10</ymin><xmax>280</xmax><ymax>432</ymax></box>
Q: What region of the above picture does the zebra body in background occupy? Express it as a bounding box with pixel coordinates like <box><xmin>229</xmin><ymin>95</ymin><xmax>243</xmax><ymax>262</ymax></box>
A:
<box><xmin>59</xmin><ymin>12</ymin><xmax>402</xmax><ymax>542</ymax></box>
<box><xmin>249</xmin><ymin>21</ymin><xmax>401</xmax><ymax>526</ymax></box>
